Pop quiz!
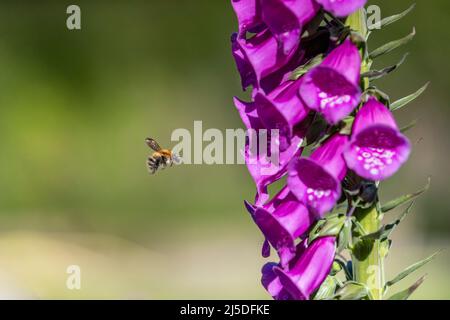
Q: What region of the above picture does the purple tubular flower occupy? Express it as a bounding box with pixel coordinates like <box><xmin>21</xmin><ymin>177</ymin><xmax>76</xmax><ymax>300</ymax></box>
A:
<box><xmin>261</xmin><ymin>263</ymin><xmax>292</xmax><ymax>299</ymax></box>
<box><xmin>343</xmin><ymin>97</ymin><xmax>411</xmax><ymax>181</ymax></box>
<box><xmin>245</xmin><ymin>186</ymin><xmax>315</xmax><ymax>266</ymax></box>
<box><xmin>260</xmin><ymin>0</ymin><xmax>319</xmax><ymax>55</ymax></box>
<box><xmin>231</xmin><ymin>29</ymin><xmax>299</xmax><ymax>91</ymax></box>
<box><xmin>315</xmin><ymin>0</ymin><xmax>367</xmax><ymax>17</ymax></box>
<box><xmin>234</xmin><ymin>97</ymin><xmax>303</xmax><ymax>205</ymax></box>
<box><xmin>261</xmin><ymin>240</ymin><xmax>308</xmax><ymax>299</ymax></box>
<box><xmin>231</xmin><ymin>0</ymin><xmax>264</xmax><ymax>38</ymax></box>
<box><xmin>288</xmin><ymin>134</ymin><xmax>349</xmax><ymax>217</ymax></box>
<box><xmin>274</xmin><ymin>236</ymin><xmax>336</xmax><ymax>300</ymax></box>
<box><xmin>299</xmin><ymin>39</ymin><xmax>361</xmax><ymax>124</ymax></box>
<box><xmin>254</xmin><ymin>78</ymin><xmax>309</xmax><ymax>151</ymax></box>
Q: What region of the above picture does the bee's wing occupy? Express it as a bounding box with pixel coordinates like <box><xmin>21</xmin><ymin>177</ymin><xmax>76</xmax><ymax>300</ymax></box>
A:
<box><xmin>146</xmin><ymin>138</ymin><xmax>162</xmax><ymax>151</ymax></box>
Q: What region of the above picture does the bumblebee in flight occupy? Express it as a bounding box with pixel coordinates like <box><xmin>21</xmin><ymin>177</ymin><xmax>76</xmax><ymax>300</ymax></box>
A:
<box><xmin>146</xmin><ymin>138</ymin><xmax>181</xmax><ymax>174</ymax></box>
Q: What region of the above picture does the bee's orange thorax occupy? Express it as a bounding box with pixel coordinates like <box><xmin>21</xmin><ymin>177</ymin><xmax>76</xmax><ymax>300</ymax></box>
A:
<box><xmin>159</xmin><ymin>149</ymin><xmax>172</xmax><ymax>157</ymax></box>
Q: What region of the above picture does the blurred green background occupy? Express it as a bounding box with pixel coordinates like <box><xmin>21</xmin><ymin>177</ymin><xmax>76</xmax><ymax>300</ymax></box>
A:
<box><xmin>0</xmin><ymin>0</ymin><xmax>448</xmax><ymax>299</ymax></box>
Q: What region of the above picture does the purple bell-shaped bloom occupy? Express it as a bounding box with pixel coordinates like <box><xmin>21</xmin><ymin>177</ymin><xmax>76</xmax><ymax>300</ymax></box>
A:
<box><xmin>234</xmin><ymin>97</ymin><xmax>304</xmax><ymax>205</ymax></box>
<box><xmin>254</xmin><ymin>78</ymin><xmax>310</xmax><ymax>151</ymax></box>
<box><xmin>274</xmin><ymin>236</ymin><xmax>336</xmax><ymax>300</ymax></box>
<box><xmin>343</xmin><ymin>97</ymin><xmax>411</xmax><ymax>181</ymax></box>
<box><xmin>231</xmin><ymin>0</ymin><xmax>264</xmax><ymax>38</ymax></box>
<box><xmin>231</xmin><ymin>29</ymin><xmax>299</xmax><ymax>91</ymax></box>
<box><xmin>261</xmin><ymin>240</ymin><xmax>308</xmax><ymax>299</ymax></box>
<box><xmin>299</xmin><ymin>39</ymin><xmax>361</xmax><ymax>124</ymax></box>
<box><xmin>315</xmin><ymin>0</ymin><xmax>367</xmax><ymax>18</ymax></box>
<box><xmin>260</xmin><ymin>0</ymin><xmax>319</xmax><ymax>55</ymax></box>
<box><xmin>262</xmin><ymin>263</ymin><xmax>292</xmax><ymax>300</ymax></box>
<box><xmin>288</xmin><ymin>134</ymin><xmax>349</xmax><ymax>217</ymax></box>
<box><xmin>245</xmin><ymin>186</ymin><xmax>315</xmax><ymax>266</ymax></box>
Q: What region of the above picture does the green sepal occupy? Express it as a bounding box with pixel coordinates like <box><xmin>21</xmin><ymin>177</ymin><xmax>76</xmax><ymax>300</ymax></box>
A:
<box><xmin>361</xmin><ymin>53</ymin><xmax>408</xmax><ymax>81</ymax></box>
<box><xmin>363</xmin><ymin>86</ymin><xmax>390</xmax><ymax>106</ymax></box>
<box><xmin>290</xmin><ymin>54</ymin><xmax>323</xmax><ymax>80</ymax></box>
<box><xmin>332</xmin><ymin>281</ymin><xmax>369</xmax><ymax>300</ymax></box>
<box><xmin>337</xmin><ymin>219</ymin><xmax>352</xmax><ymax>252</ymax></box>
<box><xmin>385</xmin><ymin>251</ymin><xmax>441</xmax><ymax>289</ymax></box>
<box><xmin>391</xmin><ymin>82</ymin><xmax>429</xmax><ymax>111</ymax></box>
<box><xmin>379</xmin><ymin>239</ymin><xmax>391</xmax><ymax>259</ymax></box>
<box><xmin>387</xmin><ymin>275</ymin><xmax>426</xmax><ymax>300</ymax></box>
<box><xmin>313</xmin><ymin>276</ymin><xmax>337</xmax><ymax>300</ymax></box>
<box><xmin>308</xmin><ymin>214</ymin><xmax>346</xmax><ymax>244</ymax></box>
<box><xmin>362</xmin><ymin>201</ymin><xmax>415</xmax><ymax>242</ymax></box>
<box><xmin>381</xmin><ymin>177</ymin><xmax>431</xmax><ymax>213</ymax></box>
<box><xmin>368</xmin><ymin>4</ymin><xmax>416</xmax><ymax>31</ymax></box>
<box><xmin>339</xmin><ymin>116</ymin><xmax>355</xmax><ymax>135</ymax></box>
<box><xmin>369</xmin><ymin>28</ymin><xmax>415</xmax><ymax>59</ymax></box>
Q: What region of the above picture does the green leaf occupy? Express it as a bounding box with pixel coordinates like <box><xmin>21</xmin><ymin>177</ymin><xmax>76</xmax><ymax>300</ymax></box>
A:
<box><xmin>309</xmin><ymin>214</ymin><xmax>346</xmax><ymax>243</ymax></box>
<box><xmin>400</xmin><ymin>119</ymin><xmax>418</xmax><ymax>133</ymax></box>
<box><xmin>369</xmin><ymin>4</ymin><xmax>416</xmax><ymax>31</ymax></box>
<box><xmin>387</xmin><ymin>275</ymin><xmax>426</xmax><ymax>300</ymax></box>
<box><xmin>333</xmin><ymin>282</ymin><xmax>369</xmax><ymax>300</ymax></box>
<box><xmin>290</xmin><ymin>54</ymin><xmax>323</xmax><ymax>80</ymax></box>
<box><xmin>362</xmin><ymin>202</ymin><xmax>415</xmax><ymax>242</ymax></box>
<box><xmin>369</xmin><ymin>28</ymin><xmax>416</xmax><ymax>59</ymax></box>
<box><xmin>381</xmin><ymin>177</ymin><xmax>431</xmax><ymax>213</ymax></box>
<box><xmin>362</xmin><ymin>53</ymin><xmax>409</xmax><ymax>81</ymax></box>
<box><xmin>385</xmin><ymin>251</ymin><xmax>441</xmax><ymax>288</ymax></box>
<box><xmin>313</xmin><ymin>276</ymin><xmax>337</xmax><ymax>300</ymax></box>
<box><xmin>391</xmin><ymin>82</ymin><xmax>429</xmax><ymax>111</ymax></box>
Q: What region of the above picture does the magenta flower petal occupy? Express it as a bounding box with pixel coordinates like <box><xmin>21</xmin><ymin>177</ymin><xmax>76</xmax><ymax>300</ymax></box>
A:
<box><xmin>267</xmin><ymin>78</ymin><xmax>310</xmax><ymax>125</ymax></box>
<box><xmin>261</xmin><ymin>263</ymin><xmax>292</xmax><ymax>300</ymax></box>
<box><xmin>288</xmin><ymin>134</ymin><xmax>349</xmax><ymax>217</ymax></box>
<box><xmin>245</xmin><ymin>186</ymin><xmax>315</xmax><ymax>266</ymax></box>
<box><xmin>274</xmin><ymin>236</ymin><xmax>336</xmax><ymax>300</ymax></box>
<box><xmin>254</xmin><ymin>79</ymin><xmax>309</xmax><ymax>151</ymax></box>
<box><xmin>260</xmin><ymin>0</ymin><xmax>319</xmax><ymax>55</ymax></box>
<box><xmin>231</xmin><ymin>0</ymin><xmax>264</xmax><ymax>38</ymax></box>
<box><xmin>232</xmin><ymin>29</ymin><xmax>298</xmax><ymax>91</ymax></box>
<box><xmin>299</xmin><ymin>39</ymin><xmax>361</xmax><ymax>124</ymax></box>
<box><xmin>351</xmin><ymin>97</ymin><xmax>399</xmax><ymax>135</ymax></box>
<box><xmin>315</xmin><ymin>0</ymin><xmax>367</xmax><ymax>17</ymax></box>
<box><xmin>262</xmin><ymin>239</ymin><xmax>271</xmax><ymax>258</ymax></box>
<box><xmin>234</xmin><ymin>97</ymin><xmax>304</xmax><ymax>205</ymax></box>
<box><xmin>231</xmin><ymin>33</ymin><xmax>257</xmax><ymax>90</ymax></box>
<box><xmin>252</xmin><ymin>201</ymin><xmax>313</xmax><ymax>265</ymax></box>
<box><xmin>261</xmin><ymin>241</ymin><xmax>309</xmax><ymax>299</ymax></box>
<box><xmin>344</xmin><ymin>98</ymin><xmax>411</xmax><ymax>180</ymax></box>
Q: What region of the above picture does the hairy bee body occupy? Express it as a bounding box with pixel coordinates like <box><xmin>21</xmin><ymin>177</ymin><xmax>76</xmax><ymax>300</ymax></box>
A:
<box><xmin>146</xmin><ymin>138</ymin><xmax>180</xmax><ymax>174</ymax></box>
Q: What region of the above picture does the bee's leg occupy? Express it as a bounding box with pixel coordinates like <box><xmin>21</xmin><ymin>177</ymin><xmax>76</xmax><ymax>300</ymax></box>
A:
<box><xmin>147</xmin><ymin>157</ymin><xmax>157</xmax><ymax>174</ymax></box>
<box><xmin>155</xmin><ymin>156</ymin><xmax>162</xmax><ymax>169</ymax></box>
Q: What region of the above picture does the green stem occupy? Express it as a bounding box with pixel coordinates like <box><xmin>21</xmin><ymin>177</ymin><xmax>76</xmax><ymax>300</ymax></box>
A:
<box><xmin>346</xmin><ymin>9</ymin><xmax>385</xmax><ymax>300</ymax></box>
<box><xmin>353</xmin><ymin>205</ymin><xmax>384</xmax><ymax>299</ymax></box>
